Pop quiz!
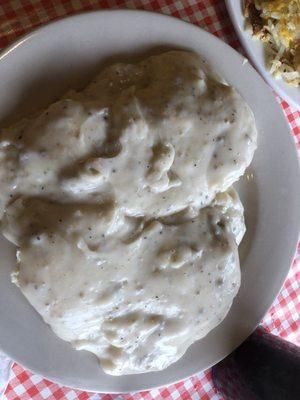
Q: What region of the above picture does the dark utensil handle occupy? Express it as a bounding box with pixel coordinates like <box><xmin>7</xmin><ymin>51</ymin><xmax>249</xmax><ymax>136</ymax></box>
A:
<box><xmin>212</xmin><ymin>326</ymin><xmax>300</xmax><ymax>400</ymax></box>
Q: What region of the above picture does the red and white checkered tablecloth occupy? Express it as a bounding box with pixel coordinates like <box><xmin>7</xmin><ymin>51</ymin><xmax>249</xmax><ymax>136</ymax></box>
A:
<box><xmin>0</xmin><ymin>1</ymin><xmax>299</xmax><ymax>399</ymax></box>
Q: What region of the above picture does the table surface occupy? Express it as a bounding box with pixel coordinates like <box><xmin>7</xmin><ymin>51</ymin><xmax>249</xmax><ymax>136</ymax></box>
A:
<box><xmin>0</xmin><ymin>1</ymin><xmax>299</xmax><ymax>399</ymax></box>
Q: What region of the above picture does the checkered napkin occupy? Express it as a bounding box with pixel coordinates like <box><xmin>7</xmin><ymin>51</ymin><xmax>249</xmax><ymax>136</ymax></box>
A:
<box><xmin>0</xmin><ymin>1</ymin><xmax>299</xmax><ymax>399</ymax></box>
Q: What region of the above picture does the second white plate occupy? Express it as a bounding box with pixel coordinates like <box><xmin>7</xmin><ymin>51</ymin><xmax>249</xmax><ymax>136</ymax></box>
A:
<box><xmin>225</xmin><ymin>0</ymin><xmax>300</xmax><ymax>109</ymax></box>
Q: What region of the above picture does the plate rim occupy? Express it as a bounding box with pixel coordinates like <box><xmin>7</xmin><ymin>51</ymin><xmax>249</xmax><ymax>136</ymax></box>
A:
<box><xmin>225</xmin><ymin>0</ymin><xmax>300</xmax><ymax>110</ymax></box>
<box><xmin>0</xmin><ymin>8</ymin><xmax>299</xmax><ymax>393</ymax></box>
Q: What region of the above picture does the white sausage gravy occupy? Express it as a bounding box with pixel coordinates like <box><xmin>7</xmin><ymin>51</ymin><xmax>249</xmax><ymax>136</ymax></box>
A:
<box><xmin>0</xmin><ymin>51</ymin><xmax>257</xmax><ymax>375</ymax></box>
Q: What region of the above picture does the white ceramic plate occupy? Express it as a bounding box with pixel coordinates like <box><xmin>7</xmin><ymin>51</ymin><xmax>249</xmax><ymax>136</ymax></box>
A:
<box><xmin>225</xmin><ymin>0</ymin><xmax>300</xmax><ymax>109</ymax></box>
<box><xmin>0</xmin><ymin>10</ymin><xmax>299</xmax><ymax>393</ymax></box>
